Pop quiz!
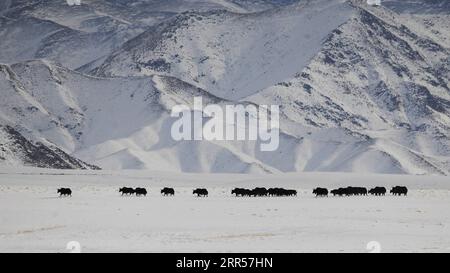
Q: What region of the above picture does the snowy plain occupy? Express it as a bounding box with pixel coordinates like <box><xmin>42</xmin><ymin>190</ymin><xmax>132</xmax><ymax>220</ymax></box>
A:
<box><xmin>0</xmin><ymin>167</ymin><xmax>449</xmax><ymax>253</ymax></box>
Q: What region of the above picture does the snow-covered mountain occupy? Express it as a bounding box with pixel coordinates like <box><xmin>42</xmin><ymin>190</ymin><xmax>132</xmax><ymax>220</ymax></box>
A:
<box><xmin>0</xmin><ymin>0</ymin><xmax>449</xmax><ymax>174</ymax></box>
<box><xmin>0</xmin><ymin>60</ymin><xmax>280</xmax><ymax>172</ymax></box>
<box><xmin>0</xmin><ymin>124</ymin><xmax>99</xmax><ymax>169</ymax></box>
<box><xmin>0</xmin><ymin>0</ymin><xmax>298</xmax><ymax>70</ymax></box>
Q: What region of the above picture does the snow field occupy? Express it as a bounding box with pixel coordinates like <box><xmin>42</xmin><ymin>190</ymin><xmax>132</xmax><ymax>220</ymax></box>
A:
<box><xmin>0</xmin><ymin>169</ymin><xmax>449</xmax><ymax>252</ymax></box>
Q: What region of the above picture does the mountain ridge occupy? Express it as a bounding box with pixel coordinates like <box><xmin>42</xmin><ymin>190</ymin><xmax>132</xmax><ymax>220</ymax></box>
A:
<box><xmin>0</xmin><ymin>0</ymin><xmax>449</xmax><ymax>175</ymax></box>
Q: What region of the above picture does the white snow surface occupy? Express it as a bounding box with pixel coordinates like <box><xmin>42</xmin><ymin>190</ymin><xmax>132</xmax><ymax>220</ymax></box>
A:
<box><xmin>0</xmin><ymin>168</ymin><xmax>450</xmax><ymax>253</ymax></box>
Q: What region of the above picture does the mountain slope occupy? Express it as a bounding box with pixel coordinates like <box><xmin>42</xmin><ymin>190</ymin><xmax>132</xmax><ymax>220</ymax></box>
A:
<box><xmin>0</xmin><ymin>0</ymin><xmax>297</xmax><ymax>70</ymax></box>
<box><xmin>0</xmin><ymin>60</ymin><xmax>283</xmax><ymax>173</ymax></box>
<box><xmin>94</xmin><ymin>0</ymin><xmax>354</xmax><ymax>100</ymax></box>
<box><xmin>88</xmin><ymin>0</ymin><xmax>450</xmax><ymax>174</ymax></box>
<box><xmin>0</xmin><ymin>125</ymin><xmax>99</xmax><ymax>169</ymax></box>
<box><xmin>0</xmin><ymin>0</ymin><xmax>449</xmax><ymax>174</ymax></box>
<box><xmin>244</xmin><ymin>1</ymin><xmax>450</xmax><ymax>173</ymax></box>
<box><xmin>1</xmin><ymin>59</ymin><xmax>447</xmax><ymax>174</ymax></box>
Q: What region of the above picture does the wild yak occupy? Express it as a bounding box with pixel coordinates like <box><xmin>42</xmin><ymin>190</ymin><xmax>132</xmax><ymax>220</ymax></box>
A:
<box><xmin>119</xmin><ymin>187</ymin><xmax>135</xmax><ymax>196</ymax></box>
<box><xmin>369</xmin><ymin>187</ymin><xmax>387</xmax><ymax>196</ymax></box>
<box><xmin>135</xmin><ymin>188</ymin><xmax>148</xmax><ymax>196</ymax></box>
<box><xmin>344</xmin><ymin>186</ymin><xmax>367</xmax><ymax>196</ymax></box>
<box><xmin>193</xmin><ymin>188</ymin><xmax>208</xmax><ymax>197</ymax></box>
<box><xmin>268</xmin><ymin>188</ymin><xmax>297</xmax><ymax>197</ymax></box>
<box><xmin>355</xmin><ymin>187</ymin><xmax>368</xmax><ymax>196</ymax></box>
<box><xmin>268</xmin><ymin>188</ymin><xmax>278</xmax><ymax>196</ymax></box>
<box><xmin>57</xmin><ymin>188</ymin><xmax>72</xmax><ymax>197</ymax></box>
<box><xmin>161</xmin><ymin>187</ymin><xmax>175</xmax><ymax>196</ymax></box>
<box><xmin>313</xmin><ymin>187</ymin><xmax>328</xmax><ymax>197</ymax></box>
<box><xmin>331</xmin><ymin>188</ymin><xmax>345</xmax><ymax>196</ymax></box>
<box><xmin>232</xmin><ymin>187</ymin><xmax>296</xmax><ymax>197</ymax></box>
<box><xmin>231</xmin><ymin>188</ymin><xmax>249</xmax><ymax>197</ymax></box>
<box><xmin>390</xmin><ymin>186</ymin><xmax>408</xmax><ymax>196</ymax></box>
<box><xmin>251</xmin><ymin>187</ymin><xmax>268</xmax><ymax>197</ymax></box>
<box><xmin>286</xmin><ymin>189</ymin><xmax>297</xmax><ymax>196</ymax></box>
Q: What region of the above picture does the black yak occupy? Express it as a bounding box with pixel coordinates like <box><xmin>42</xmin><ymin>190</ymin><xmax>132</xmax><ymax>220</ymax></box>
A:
<box><xmin>355</xmin><ymin>187</ymin><xmax>368</xmax><ymax>196</ymax></box>
<box><xmin>342</xmin><ymin>187</ymin><xmax>367</xmax><ymax>196</ymax></box>
<box><xmin>331</xmin><ymin>188</ymin><xmax>345</xmax><ymax>196</ymax></box>
<box><xmin>286</xmin><ymin>189</ymin><xmax>297</xmax><ymax>196</ymax></box>
<box><xmin>349</xmin><ymin>186</ymin><xmax>358</xmax><ymax>196</ymax></box>
<box><xmin>268</xmin><ymin>188</ymin><xmax>297</xmax><ymax>197</ymax></box>
<box><xmin>313</xmin><ymin>187</ymin><xmax>328</xmax><ymax>197</ymax></box>
<box><xmin>391</xmin><ymin>186</ymin><xmax>408</xmax><ymax>196</ymax></box>
<box><xmin>369</xmin><ymin>187</ymin><xmax>386</xmax><ymax>196</ymax></box>
<box><xmin>161</xmin><ymin>187</ymin><xmax>175</xmax><ymax>196</ymax></box>
<box><xmin>119</xmin><ymin>187</ymin><xmax>135</xmax><ymax>196</ymax></box>
<box><xmin>251</xmin><ymin>187</ymin><xmax>268</xmax><ymax>197</ymax></box>
<box><xmin>193</xmin><ymin>188</ymin><xmax>208</xmax><ymax>197</ymax></box>
<box><xmin>268</xmin><ymin>188</ymin><xmax>278</xmax><ymax>196</ymax></box>
<box><xmin>57</xmin><ymin>188</ymin><xmax>72</xmax><ymax>197</ymax></box>
<box><xmin>135</xmin><ymin>188</ymin><xmax>147</xmax><ymax>196</ymax></box>
<box><xmin>231</xmin><ymin>188</ymin><xmax>249</xmax><ymax>197</ymax></box>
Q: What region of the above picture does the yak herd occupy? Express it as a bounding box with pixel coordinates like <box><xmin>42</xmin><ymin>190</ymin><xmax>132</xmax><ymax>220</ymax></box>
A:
<box><xmin>232</xmin><ymin>187</ymin><xmax>297</xmax><ymax>197</ymax></box>
<box><xmin>57</xmin><ymin>186</ymin><xmax>408</xmax><ymax>198</ymax></box>
<box><xmin>313</xmin><ymin>186</ymin><xmax>408</xmax><ymax>197</ymax></box>
<box><xmin>119</xmin><ymin>187</ymin><xmax>148</xmax><ymax>196</ymax></box>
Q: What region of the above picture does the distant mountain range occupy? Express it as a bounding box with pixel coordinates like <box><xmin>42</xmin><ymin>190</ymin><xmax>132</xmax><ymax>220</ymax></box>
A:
<box><xmin>0</xmin><ymin>0</ymin><xmax>449</xmax><ymax>174</ymax></box>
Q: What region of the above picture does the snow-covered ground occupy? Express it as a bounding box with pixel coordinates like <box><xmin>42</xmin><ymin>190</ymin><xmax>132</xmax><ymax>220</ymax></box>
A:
<box><xmin>0</xmin><ymin>168</ymin><xmax>449</xmax><ymax>253</ymax></box>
